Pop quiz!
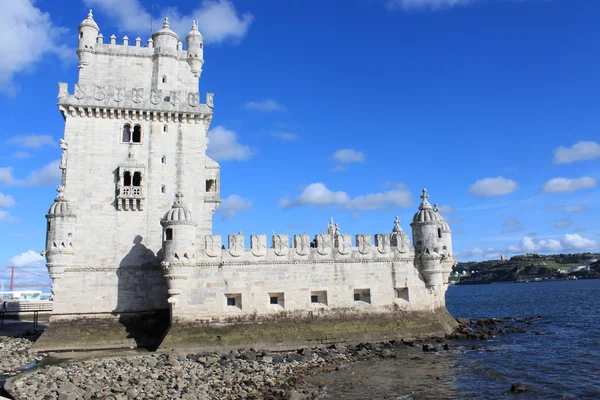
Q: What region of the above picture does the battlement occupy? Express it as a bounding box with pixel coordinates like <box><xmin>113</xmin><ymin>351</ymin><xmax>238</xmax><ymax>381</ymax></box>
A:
<box><xmin>83</xmin><ymin>35</ymin><xmax>191</xmax><ymax>59</ymax></box>
<box><xmin>183</xmin><ymin>232</ymin><xmax>414</xmax><ymax>265</ymax></box>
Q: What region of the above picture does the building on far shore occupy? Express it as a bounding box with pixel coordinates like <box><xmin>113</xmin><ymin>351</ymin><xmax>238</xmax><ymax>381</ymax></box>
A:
<box><xmin>34</xmin><ymin>12</ymin><xmax>458</xmax><ymax>352</ymax></box>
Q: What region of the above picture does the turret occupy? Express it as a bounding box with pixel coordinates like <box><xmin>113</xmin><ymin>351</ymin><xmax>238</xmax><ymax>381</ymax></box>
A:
<box><xmin>185</xmin><ymin>21</ymin><xmax>204</xmax><ymax>78</ymax></box>
<box><xmin>434</xmin><ymin>204</ymin><xmax>455</xmax><ymax>284</ymax></box>
<box><xmin>77</xmin><ymin>10</ymin><xmax>99</xmax><ymax>68</ymax></box>
<box><xmin>152</xmin><ymin>18</ymin><xmax>180</xmax><ymax>57</ymax></box>
<box><xmin>45</xmin><ymin>186</ymin><xmax>76</xmax><ymax>268</ymax></box>
<box><xmin>410</xmin><ymin>188</ymin><xmax>444</xmax><ymax>287</ymax></box>
<box><xmin>160</xmin><ymin>192</ymin><xmax>197</xmax><ymax>305</ymax></box>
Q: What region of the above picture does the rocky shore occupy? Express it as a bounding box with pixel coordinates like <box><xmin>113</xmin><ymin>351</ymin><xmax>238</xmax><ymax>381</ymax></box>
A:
<box><xmin>4</xmin><ymin>317</ymin><xmax>536</xmax><ymax>400</ymax></box>
<box><xmin>0</xmin><ymin>332</ymin><xmax>44</xmax><ymax>377</ymax></box>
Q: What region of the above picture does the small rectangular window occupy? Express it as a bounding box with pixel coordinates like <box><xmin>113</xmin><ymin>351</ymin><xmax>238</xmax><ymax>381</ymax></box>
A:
<box><xmin>394</xmin><ymin>288</ymin><xmax>409</xmax><ymax>302</ymax></box>
<box><xmin>311</xmin><ymin>290</ymin><xmax>328</xmax><ymax>306</ymax></box>
<box><xmin>225</xmin><ymin>293</ymin><xmax>242</xmax><ymax>310</ymax></box>
<box><xmin>353</xmin><ymin>289</ymin><xmax>371</xmax><ymax>304</ymax></box>
<box><xmin>268</xmin><ymin>292</ymin><xmax>284</xmax><ymax>308</ymax></box>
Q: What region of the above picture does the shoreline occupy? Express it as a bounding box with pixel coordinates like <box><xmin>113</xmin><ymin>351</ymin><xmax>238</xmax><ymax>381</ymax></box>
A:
<box><xmin>2</xmin><ymin>317</ymin><xmax>535</xmax><ymax>400</ymax></box>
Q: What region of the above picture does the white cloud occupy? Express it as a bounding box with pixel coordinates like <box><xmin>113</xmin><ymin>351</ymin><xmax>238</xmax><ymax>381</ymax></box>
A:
<box><xmin>272</xmin><ymin>132</ymin><xmax>298</xmax><ymax>141</ymax></box>
<box><xmin>13</xmin><ymin>151</ymin><xmax>30</xmax><ymax>159</ymax></box>
<box><xmin>26</xmin><ymin>160</ymin><xmax>62</xmax><ymax>186</ymax></box>
<box><xmin>386</xmin><ymin>0</ymin><xmax>473</xmax><ymax>10</ymax></box>
<box><xmin>217</xmin><ymin>194</ymin><xmax>252</xmax><ymax>220</ymax></box>
<box><xmin>553</xmin><ymin>218</ymin><xmax>572</xmax><ymax>229</ymax></box>
<box><xmin>332</xmin><ymin>149</ymin><xmax>366</xmax><ymax>164</ymax></box>
<box><xmin>468</xmin><ymin>177</ymin><xmax>519</xmax><ymax>197</ymax></box>
<box><xmin>244</xmin><ymin>99</ymin><xmax>285</xmax><ymax>112</ymax></box>
<box><xmin>507</xmin><ymin>237</ymin><xmax>562</xmax><ymax>253</ymax></box>
<box><xmin>455</xmin><ymin>247</ymin><xmax>501</xmax><ymax>261</ymax></box>
<box><xmin>84</xmin><ymin>0</ymin><xmax>253</xmax><ymax>44</ymax></box>
<box><xmin>280</xmin><ymin>182</ymin><xmax>413</xmax><ymax>210</ymax></box>
<box><xmin>207</xmin><ymin>126</ymin><xmax>253</xmax><ymax>162</ymax></box>
<box><xmin>507</xmin><ymin>234</ymin><xmax>598</xmax><ymax>254</ymax></box>
<box><xmin>553</xmin><ymin>141</ymin><xmax>600</xmax><ymax>164</ymax></box>
<box><xmin>542</xmin><ymin>177</ymin><xmax>597</xmax><ymax>194</ymax></box>
<box><xmin>0</xmin><ymin>193</ymin><xmax>15</xmax><ymax>208</ymax></box>
<box><xmin>502</xmin><ymin>218</ymin><xmax>522</xmax><ymax>233</ymax></box>
<box><xmin>0</xmin><ymin>210</ymin><xmax>17</xmax><ymax>223</ymax></box>
<box><xmin>8</xmin><ymin>134</ymin><xmax>55</xmax><ymax>149</ymax></box>
<box><xmin>9</xmin><ymin>250</ymin><xmax>45</xmax><ymax>268</ymax></box>
<box><xmin>0</xmin><ymin>168</ymin><xmax>16</xmax><ymax>185</ymax></box>
<box><xmin>0</xmin><ymin>0</ymin><xmax>70</xmax><ymax>94</ymax></box>
<box><xmin>0</xmin><ymin>161</ymin><xmax>60</xmax><ymax>186</ymax></box>
<box><xmin>565</xmin><ymin>205</ymin><xmax>586</xmax><ymax>213</ymax></box>
<box><xmin>561</xmin><ymin>234</ymin><xmax>597</xmax><ymax>251</ymax></box>
<box><xmin>437</xmin><ymin>205</ymin><xmax>455</xmax><ymax>217</ymax></box>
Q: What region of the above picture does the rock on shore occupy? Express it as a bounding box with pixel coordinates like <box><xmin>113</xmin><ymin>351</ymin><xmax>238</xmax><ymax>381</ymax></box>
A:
<box><xmin>0</xmin><ymin>334</ymin><xmax>43</xmax><ymax>376</ymax></box>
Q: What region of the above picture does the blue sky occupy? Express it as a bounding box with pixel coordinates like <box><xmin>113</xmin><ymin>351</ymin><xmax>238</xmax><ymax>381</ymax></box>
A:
<box><xmin>1</xmin><ymin>0</ymin><xmax>599</xmax><ymax>289</ymax></box>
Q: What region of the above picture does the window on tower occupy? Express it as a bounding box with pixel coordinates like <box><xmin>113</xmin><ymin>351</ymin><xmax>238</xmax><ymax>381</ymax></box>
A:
<box><xmin>132</xmin><ymin>125</ymin><xmax>142</xmax><ymax>143</ymax></box>
<box><xmin>132</xmin><ymin>172</ymin><xmax>142</xmax><ymax>187</ymax></box>
<box><xmin>122</xmin><ymin>124</ymin><xmax>131</xmax><ymax>142</ymax></box>
<box><xmin>123</xmin><ymin>171</ymin><xmax>132</xmax><ymax>187</ymax></box>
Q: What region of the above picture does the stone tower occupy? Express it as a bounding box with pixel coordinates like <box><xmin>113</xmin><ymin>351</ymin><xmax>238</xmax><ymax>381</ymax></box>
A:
<box><xmin>43</xmin><ymin>10</ymin><xmax>219</xmax><ymax>326</ymax></box>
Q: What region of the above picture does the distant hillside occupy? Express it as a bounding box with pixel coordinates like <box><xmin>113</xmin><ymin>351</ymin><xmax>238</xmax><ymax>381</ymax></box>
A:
<box><xmin>453</xmin><ymin>253</ymin><xmax>600</xmax><ymax>284</ymax></box>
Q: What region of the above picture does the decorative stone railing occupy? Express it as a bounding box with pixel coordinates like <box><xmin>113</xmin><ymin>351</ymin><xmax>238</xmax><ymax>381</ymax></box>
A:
<box><xmin>118</xmin><ymin>186</ymin><xmax>144</xmax><ymax>198</ymax></box>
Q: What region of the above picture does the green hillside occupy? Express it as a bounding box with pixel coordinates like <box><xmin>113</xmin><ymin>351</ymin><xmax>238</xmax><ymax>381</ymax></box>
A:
<box><xmin>453</xmin><ymin>253</ymin><xmax>600</xmax><ymax>284</ymax></box>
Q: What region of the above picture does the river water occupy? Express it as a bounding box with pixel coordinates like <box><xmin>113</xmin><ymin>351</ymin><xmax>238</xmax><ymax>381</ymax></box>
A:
<box><xmin>309</xmin><ymin>279</ymin><xmax>600</xmax><ymax>400</ymax></box>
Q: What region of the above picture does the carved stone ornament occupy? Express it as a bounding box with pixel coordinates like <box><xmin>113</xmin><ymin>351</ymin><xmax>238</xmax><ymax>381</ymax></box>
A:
<box><xmin>294</xmin><ymin>234</ymin><xmax>310</xmax><ymax>256</ymax></box>
<box><xmin>336</xmin><ymin>234</ymin><xmax>351</xmax><ymax>255</ymax></box>
<box><xmin>74</xmin><ymin>84</ymin><xmax>85</xmax><ymax>100</ymax></box>
<box><xmin>399</xmin><ymin>233</ymin><xmax>410</xmax><ymax>254</ymax></box>
<box><xmin>169</xmin><ymin>91</ymin><xmax>180</xmax><ymax>106</ymax></box>
<box><xmin>59</xmin><ymin>139</ymin><xmax>68</xmax><ymax>170</ymax></box>
<box><xmin>150</xmin><ymin>89</ymin><xmax>162</xmax><ymax>105</ymax></box>
<box><xmin>188</xmin><ymin>92</ymin><xmax>199</xmax><ymax>107</ymax></box>
<box><xmin>272</xmin><ymin>234</ymin><xmax>289</xmax><ymax>256</ymax></box>
<box><xmin>228</xmin><ymin>234</ymin><xmax>244</xmax><ymax>257</ymax></box>
<box><xmin>251</xmin><ymin>235</ymin><xmax>267</xmax><ymax>257</ymax></box>
<box><xmin>205</xmin><ymin>235</ymin><xmax>221</xmax><ymax>257</ymax></box>
<box><xmin>113</xmin><ymin>87</ymin><xmax>125</xmax><ymax>102</ymax></box>
<box><xmin>206</xmin><ymin>93</ymin><xmax>214</xmax><ymax>108</ymax></box>
<box><xmin>356</xmin><ymin>234</ymin><xmax>372</xmax><ymax>255</ymax></box>
<box><xmin>94</xmin><ymin>85</ymin><xmax>107</xmax><ymax>101</ymax></box>
<box><xmin>376</xmin><ymin>234</ymin><xmax>391</xmax><ymax>254</ymax></box>
<box><xmin>316</xmin><ymin>234</ymin><xmax>332</xmax><ymax>256</ymax></box>
<box><xmin>132</xmin><ymin>88</ymin><xmax>144</xmax><ymax>103</ymax></box>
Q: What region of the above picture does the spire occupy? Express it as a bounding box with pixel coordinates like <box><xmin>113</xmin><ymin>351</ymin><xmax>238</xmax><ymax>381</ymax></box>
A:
<box><xmin>392</xmin><ymin>216</ymin><xmax>402</xmax><ymax>233</ymax></box>
<box><xmin>163</xmin><ymin>17</ymin><xmax>170</xmax><ymax>29</ymax></box>
<box><xmin>328</xmin><ymin>217</ymin><xmax>335</xmax><ymax>235</ymax></box>
<box><xmin>87</xmin><ymin>9</ymin><xmax>94</xmax><ymax>20</ymax></box>
<box><xmin>192</xmin><ymin>20</ymin><xmax>198</xmax><ymax>30</ymax></box>
<box><xmin>174</xmin><ymin>191</ymin><xmax>184</xmax><ymax>206</ymax></box>
<box><xmin>433</xmin><ymin>204</ymin><xmax>439</xmax><ymax>213</ymax></box>
<box><xmin>55</xmin><ymin>185</ymin><xmax>66</xmax><ymax>201</ymax></box>
<box><xmin>418</xmin><ymin>188</ymin><xmax>432</xmax><ymax>211</ymax></box>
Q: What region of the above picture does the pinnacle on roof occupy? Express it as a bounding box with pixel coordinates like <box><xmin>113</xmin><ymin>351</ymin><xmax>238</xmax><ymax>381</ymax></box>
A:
<box><xmin>418</xmin><ymin>188</ymin><xmax>432</xmax><ymax>211</ymax></box>
<box><xmin>79</xmin><ymin>9</ymin><xmax>99</xmax><ymax>31</ymax></box>
<box><xmin>392</xmin><ymin>216</ymin><xmax>403</xmax><ymax>233</ymax></box>
<box><xmin>187</xmin><ymin>20</ymin><xmax>203</xmax><ymax>38</ymax></box>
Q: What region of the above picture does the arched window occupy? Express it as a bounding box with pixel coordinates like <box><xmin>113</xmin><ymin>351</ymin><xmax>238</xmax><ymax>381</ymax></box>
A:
<box><xmin>165</xmin><ymin>228</ymin><xmax>173</xmax><ymax>241</ymax></box>
<box><xmin>163</xmin><ymin>125</ymin><xmax>168</xmax><ymax>133</ymax></box>
<box><xmin>438</xmin><ymin>228</ymin><xmax>442</xmax><ymax>239</ymax></box>
<box><xmin>161</xmin><ymin>156</ymin><xmax>166</xmax><ymax>164</ymax></box>
<box><xmin>161</xmin><ymin>185</ymin><xmax>166</xmax><ymax>193</ymax></box>
<box><xmin>133</xmin><ymin>172</ymin><xmax>142</xmax><ymax>187</ymax></box>
<box><xmin>123</xmin><ymin>171</ymin><xmax>132</xmax><ymax>186</ymax></box>
<box><xmin>162</xmin><ymin>75</ymin><xmax>167</xmax><ymax>84</ymax></box>
<box><xmin>132</xmin><ymin>124</ymin><xmax>142</xmax><ymax>143</ymax></box>
<box><xmin>122</xmin><ymin>124</ymin><xmax>132</xmax><ymax>142</ymax></box>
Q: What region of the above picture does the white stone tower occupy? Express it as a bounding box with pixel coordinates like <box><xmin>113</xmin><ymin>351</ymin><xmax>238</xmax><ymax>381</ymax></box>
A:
<box><xmin>47</xmin><ymin>10</ymin><xmax>220</xmax><ymax>316</ymax></box>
